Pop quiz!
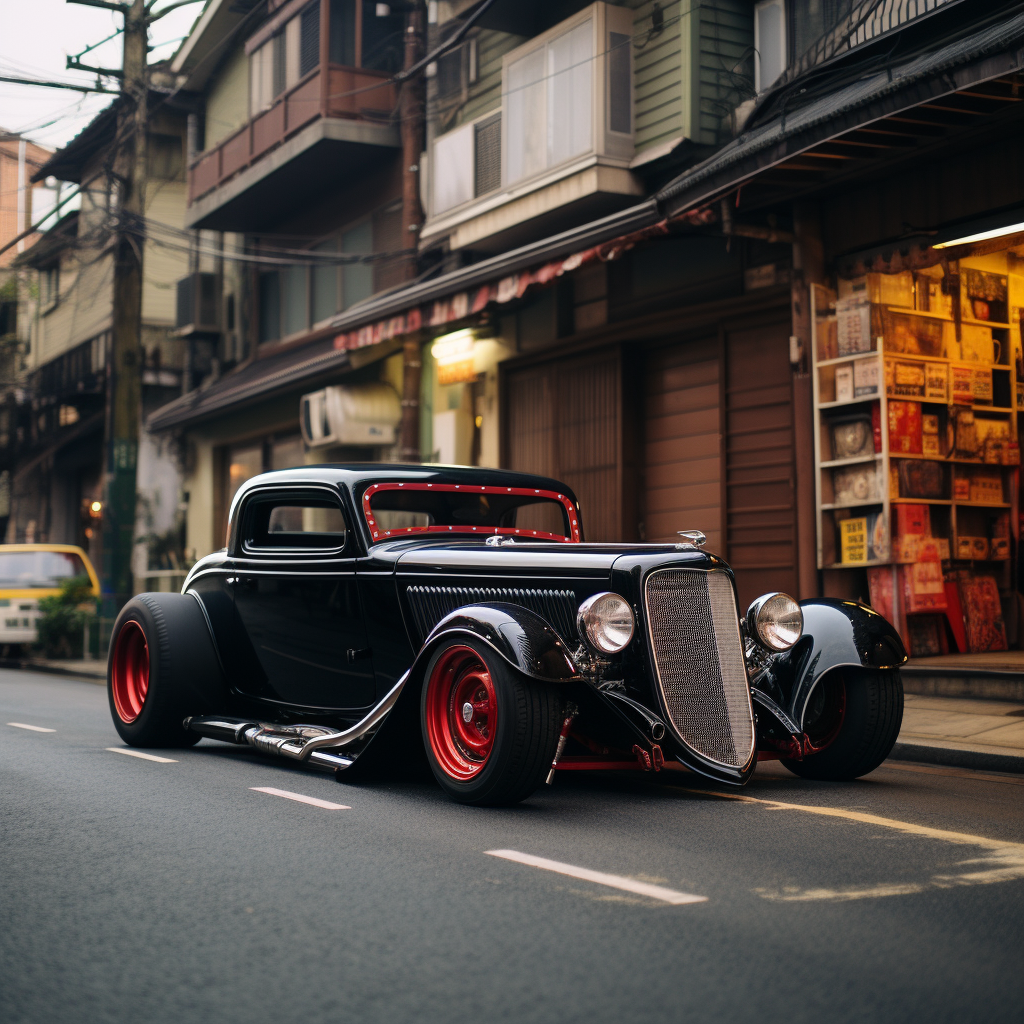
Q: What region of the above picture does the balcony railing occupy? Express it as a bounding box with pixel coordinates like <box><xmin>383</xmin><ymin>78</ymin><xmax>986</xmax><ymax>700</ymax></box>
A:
<box><xmin>188</xmin><ymin>65</ymin><xmax>397</xmax><ymax>205</ymax></box>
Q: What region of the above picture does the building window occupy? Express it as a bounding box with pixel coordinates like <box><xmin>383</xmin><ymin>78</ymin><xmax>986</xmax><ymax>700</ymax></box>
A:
<box><xmin>41</xmin><ymin>265</ymin><xmax>60</xmax><ymax>309</ymax></box>
<box><xmin>359</xmin><ymin>0</ymin><xmax>403</xmax><ymax>73</ymax></box>
<box><xmin>300</xmin><ymin>0</ymin><xmax>320</xmax><ymax>76</ymax></box>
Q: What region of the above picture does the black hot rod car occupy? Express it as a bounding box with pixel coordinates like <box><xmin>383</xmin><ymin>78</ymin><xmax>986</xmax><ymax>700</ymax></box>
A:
<box><xmin>107</xmin><ymin>465</ymin><xmax>907</xmax><ymax>805</ymax></box>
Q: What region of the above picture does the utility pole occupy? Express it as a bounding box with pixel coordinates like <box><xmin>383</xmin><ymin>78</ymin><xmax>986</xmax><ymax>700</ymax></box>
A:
<box><xmin>69</xmin><ymin>0</ymin><xmax>148</xmax><ymax>613</ymax></box>
<box><xmin>398</xmin><ymin>2</ymin><xmax>425</xmax><ymax>464</ymax></box>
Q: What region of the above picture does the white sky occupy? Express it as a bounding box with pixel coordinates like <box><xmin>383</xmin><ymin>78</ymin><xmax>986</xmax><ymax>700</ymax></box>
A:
<box><xmin>0</xmin><ymin>0</ymin><xmax>205</xmax><ymax>151</ymax></box>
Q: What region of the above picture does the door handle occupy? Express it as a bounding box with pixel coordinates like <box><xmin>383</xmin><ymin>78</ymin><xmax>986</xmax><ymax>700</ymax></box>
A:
<box><xmin>346</xmin><ymin>648</ymin><xmax>372</xmax><ymax>663</ymax></box>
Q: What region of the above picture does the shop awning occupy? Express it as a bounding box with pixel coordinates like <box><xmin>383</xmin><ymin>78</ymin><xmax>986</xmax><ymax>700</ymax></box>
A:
<box><xmin>148</xmin><ymin>335</ymin><xmax>351</xmax><ymax>431</ymax></box>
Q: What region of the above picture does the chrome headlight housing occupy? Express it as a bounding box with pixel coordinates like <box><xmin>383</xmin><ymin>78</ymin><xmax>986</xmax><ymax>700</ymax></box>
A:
<box><xmin>577</xmin><ymin>592</ymin><xmax>635</xmax><ymax>655</ymax></box>
<box><xmin>746</xmin><ymin>592</ymin><xmax>803</xmax><ymax>652</ymax></box>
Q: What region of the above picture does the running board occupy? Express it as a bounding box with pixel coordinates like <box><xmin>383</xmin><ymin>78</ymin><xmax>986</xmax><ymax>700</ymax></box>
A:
<box><xmin>184</xmin><ymin>674</ymin><xmax>407</xmax><ymax>772</ymax></box>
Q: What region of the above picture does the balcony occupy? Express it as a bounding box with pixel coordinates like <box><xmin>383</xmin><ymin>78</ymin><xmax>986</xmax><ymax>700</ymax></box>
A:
<box><xmin>186</xmin><ymin>65</ymin><xmax>399</xmax><ymax>231</ymax></box>
<box><xmin>420</xmin><ymin>3</ymin><xmax>642</xmax><ymax>255</ymax></box>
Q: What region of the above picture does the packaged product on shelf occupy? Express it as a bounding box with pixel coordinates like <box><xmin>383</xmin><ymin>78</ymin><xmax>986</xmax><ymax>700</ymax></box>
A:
<box><xmin>882</xmin><ymin>310</ymin><xmax>945</xmax><ymax>357</ymax></box>
<box><xmin>922</xmin><ymin>413</ymin><xmax>941</xmax><ymax>457</ymax></box>
<box><xmin>953</xmin><ymin>475</ymin><xmax>971</xmax><ymax>500</ymax></box>
<box><xmin>951</xmin><ymin>366</ymin><xmax>974</xmax><ymax>404</ymax></box>
<box><xmin>888</xmin><ymin>400</ymin><xmax>923</xmax><ymax>453</ymax></box>
<box><xmin>951</xmin><ymin>406</ymin><xmax>979</xmax><ymax>457</ymax></box>
<box><xmin>963</xmin><ymin>269</ymin><xmax>1008</xmax><ymax>324</ymax></box>
<box><xmin>864</xmin><ymin>271</ymin><xmax>915</xmax><ymax>308</ymax></box>
<box><xmin>990</xmin><ymin>537</ymin><xmax>1010</xmax><ymax>560</ymax></box>
<box><xmin>971</xmin><ymin>366</ymin><xmax>993</xmax><ymax>404</ymax></box>
<box><xmin>1003</xmin><ymin>440</ymin><xmax>1020</xmax><ymax>465</ymax></box>
<box><xmin>896</xmin><ymin>459</ymin><xmax>945</xmax><ymax>499</ymax></box>
<box><xmin>834</xmin><ymin>464</ymin><xmax>880</xmax><ymax>504</ymax></box>
<box><xmin>968</xmin><ymin>469</ymin><xmax>1004</xmax><ymax>504</ymax></box>
<box><xmin>829</xmin><ymin>414</ymin><xmax>875</xmax><ymax>460</ymax></box>
<box><xmin>959</xmin><ymin>323</ymin><xmax>996</xmax><ymax>363</ymax></box>
<box><xmin>836</xmin><ymin>295</ymin><xmax>873</xmax><ymax>355</ymax></box>
<box><xmin>886</xmin><ymin>359</ymin><xmax>925</xmax><ymax>397</ymax></box>
<box><xmin>956</xmin><ymin>536</ymin><xmax>991</xmax><ymax>560</ymax></box>
<box><xmin>896</xmin><ymin>502</ymin><xmax>931</xmax><ymax>536</ymax></box>
<box><xmin>900</xmin><ymin>545</ymin><xmax>947</xmax><ymax>613</ymax></box>
<box><xmin>838</xmin><ymin>512</ymin><xmax>887</xmax><ymax>564</ymax></box>
<box><xmin>853</xmin><ymin>358</ymin><xmax>880</xmax><ymax>397</ymax></box>
<box><xmin>957</xmin><ymin>574</ymin><xmax>1008</xmax><ymax>652</ymax></box>
<box><xmin>867</xmin><ymin>566</ymin><xmax>895</xmax><ymax>623</ymax></box>
<box><xmin>836</xmin><ymin>365</ymin><xmax>854</xmax><ymax>402</ymax></box>
<box><xmin>925</xmin><ymin>362</ymin><xmax>948</xmax><ymax>401</ymax></box>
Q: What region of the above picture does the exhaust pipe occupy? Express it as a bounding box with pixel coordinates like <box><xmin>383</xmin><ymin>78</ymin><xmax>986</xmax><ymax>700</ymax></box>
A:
<box><xmin>184</xmin><ymin>674</ymin><xmax>408</xmax><ymax>768</ymax></box>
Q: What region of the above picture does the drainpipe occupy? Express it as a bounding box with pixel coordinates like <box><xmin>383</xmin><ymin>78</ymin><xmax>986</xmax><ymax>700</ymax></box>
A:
<box><xmin>399</xmin><ymin>4</ymin><xmax>425</xmax><ymax>463</ymax></box>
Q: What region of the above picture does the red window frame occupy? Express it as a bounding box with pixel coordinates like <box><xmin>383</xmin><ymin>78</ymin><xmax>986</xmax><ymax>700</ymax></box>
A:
<box><xmin>361</xmin><ymin>482</ymin><xmax>581</xmax><ymax>543</ymax></box>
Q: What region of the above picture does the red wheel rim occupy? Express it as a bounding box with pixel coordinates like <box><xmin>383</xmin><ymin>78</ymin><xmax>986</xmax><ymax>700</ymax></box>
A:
<box><xmin>112</xmin><ymin>620</ymin><xmax>149</xmax><ymax>724</ymax></box>
<box><xmin>804</xmin><ymin>676</ymin><xmax>846</xmax><ymax>754</ymax></box>
<box><xmin>425</xmin><ymin>645</ymin><xmax>497</xmax><ymax>781</ymax></box>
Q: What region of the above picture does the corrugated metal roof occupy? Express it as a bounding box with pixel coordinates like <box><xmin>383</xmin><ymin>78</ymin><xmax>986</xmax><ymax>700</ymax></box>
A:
<box><xmin>657</xmin><ymin>8</ymin><xmax>1024</xmax><ymax>211</ymax></box>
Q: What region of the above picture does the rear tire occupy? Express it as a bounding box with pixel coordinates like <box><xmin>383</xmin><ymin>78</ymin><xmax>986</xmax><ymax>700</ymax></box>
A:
<box><xmin>108</xmin><ymin>593</ymin><xmax>226</xmax><ymax>748</ymax></box>
<box><xmin>421</xmin><ymin>638</ymin><xmax>562</xmax><ymax>806</ymax></box>
<box><xmin>782</xmin><ymin>668</ymin><xmax>903</xmax><ymax>781</ymax></box>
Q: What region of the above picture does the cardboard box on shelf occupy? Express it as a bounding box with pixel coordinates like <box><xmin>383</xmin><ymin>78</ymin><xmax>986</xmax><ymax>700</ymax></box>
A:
<box><xmin>968</xmin><ymin>470</ymin><xmax>1003</xmax><ymax>504</ymax></box>
<box><xmin>836</xmin><ymin>296</ymin><xmax>873</xmax><ymax>355</ymax></box>
<box><xmin>854</xmin><ymin>358</ymin><xmax>880</xmax><ymax>397</ymax></box>
<box><xmin>990</xmin><ymin>537</ymin><xmax>1010</xmax><ymax>560</ymax></box>
<box><xmin>836</xmin><ymin>365</ymin><xmax>854</xmax><ymax>402</ymax></box>
<box><xmin>867</xmin><ymin>271</ymin><xmax>915</xmax><ymax>308</ymax></box>
<box><xmin>882</xmin><ymin>310</ymin><xmax>945</xmax><ymax>357</ymax></box>
<box><xmin>896</xmin><ymin>459</ymin><xmax>945</xmax><ymax>499</ymax></box>
<box><xmin>951</xmin><ymin>366</ymin><xmax>974</xmax><ymax>404</ymax></box>
<box><xmin>922</xmin><ymin>413</ymin><xmax>941</xmax><ymax>457</ymax></box>
<box><xmin>834</xmin><ymin>464</ymin><xmax>881</xmax><ymax>504</ymax></box>
<box><xmin>958</xmin><ymin>573</ymin><xmax>1008</xmax><ymax>652</ymax></box>
<box><xmin>839</xmin><ymin>512</ymin><xmax>887</xmax><ymax>564</ymax></box>
<box><xmin>956</xmin><ymin>536</ymin><xmax>990</xmax><ymax>560</ymax></box>
<box><xmin>888</xmin><ymin>401</ymin><xmax>923</xmax><ymax>453</ymax></box>
<box><xmin>829</xmin><ymin>414</ymin><xmax>875</xmax><ymax>460</ymax></box>
<box><xmin>896</xmin><ymin>503</ymin><xmax>931</xmax><ymax>536</ymax></box>
<box><xmin>925</xmin><ymin>362</ymin><xmax>948</xmax><ymax>401</ymax></box>
<box><xmin>971</xmin><ymin>366</ymin><xmax>993</xmax><ymax>403</ymax></box>
<box><xmin>959</xmin><ymin>323</ymin><xmax>996</xmax><ymax>363</ymax></box>
<box><xmin>900</xmin><ymin>546</ymin><xmax>947</xmax><ymax>613</ymax></box>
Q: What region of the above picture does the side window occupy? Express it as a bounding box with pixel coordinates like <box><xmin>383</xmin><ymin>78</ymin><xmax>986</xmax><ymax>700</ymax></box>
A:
<box><xmin>242</xmin><ymin>493</ymin><xmax>348</xmax><ymax>552</ymax></box>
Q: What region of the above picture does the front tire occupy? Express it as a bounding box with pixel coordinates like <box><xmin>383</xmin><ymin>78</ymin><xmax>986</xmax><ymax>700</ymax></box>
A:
<box><xmin>108</xmin><ymin>593</ymin><xmax>225</xmax><ymax>748</ymax></box>
<box><xmin>782</xmin><ymin>668</ymin><xmax>903</xmax><ymax>780</ymax></box>
<box><xmin>421</xmin><ymin>638</ymin><xmax>562</xmax><ymax>806</ymax></box>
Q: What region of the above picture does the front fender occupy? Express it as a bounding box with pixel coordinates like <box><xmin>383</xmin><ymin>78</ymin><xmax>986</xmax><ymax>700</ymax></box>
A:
<box><xmin>418</xmin><ymin>602</ymin><xmax>581</xmax><ymax>683</ymax></box>
<box><xmin>764</xmin><ymin>599</ymin><xmax>907</xmax><ymax>730</ymax></box>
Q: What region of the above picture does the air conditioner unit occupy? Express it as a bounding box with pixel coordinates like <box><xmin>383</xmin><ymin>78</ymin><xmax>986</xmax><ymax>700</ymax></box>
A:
<box><xmin>175</xmin><ymin>272</ymin><xmax>220</xmax><ymax>335</ymax></box>
<box><xmin>300</xmin><ymin>382</ymin><xmax>402</xmax><ymax>447</ymax></box>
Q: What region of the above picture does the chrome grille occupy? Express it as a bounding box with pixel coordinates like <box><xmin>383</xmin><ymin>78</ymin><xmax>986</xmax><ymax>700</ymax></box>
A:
<box><xmin>644</xmin><ymin>569</ymin><xmax>754</xmax><ymax>768</ymax></box>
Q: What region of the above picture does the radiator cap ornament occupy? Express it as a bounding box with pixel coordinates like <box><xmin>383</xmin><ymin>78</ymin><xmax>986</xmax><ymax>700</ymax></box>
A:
<box><xmin>676</xmin><ymin>531</ymin><xmax>707</xmax><ymax>548</ymax></box>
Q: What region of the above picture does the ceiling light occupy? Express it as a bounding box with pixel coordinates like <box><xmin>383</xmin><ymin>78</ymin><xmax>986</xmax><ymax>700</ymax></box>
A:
<box><xmin>933</xmin><ymin>220</ymin><xmax>1024</xmax><ymax>249</ymax></box>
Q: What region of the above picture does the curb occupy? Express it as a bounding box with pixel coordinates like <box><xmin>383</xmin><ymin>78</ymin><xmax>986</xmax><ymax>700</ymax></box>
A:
<box><xmin>0</xmin><ymin>658</ymin><xmax>105</xmax><ymax>684</ymax></box>
<box><xmin>890</xmin><ymin>740</ymin><xmax>1024</xmax><ymax>775</ymax></box>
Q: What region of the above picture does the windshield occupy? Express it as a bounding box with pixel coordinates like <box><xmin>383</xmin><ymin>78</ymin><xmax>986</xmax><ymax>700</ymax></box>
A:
<box><xmin>0</xmin><ymin>550</ymin><xmax>90</xmax><ymax>589</ymax></box>
<box><xmin>361</xmin><ymin>483</ymin><xmax>580</xmax><ymax>543</ymax></box>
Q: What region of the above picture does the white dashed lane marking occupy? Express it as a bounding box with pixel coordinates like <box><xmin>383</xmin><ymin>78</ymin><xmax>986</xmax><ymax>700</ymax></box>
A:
<box><xmin>7</xmin><ymin>722</ymin><xmax>56</xmax><ymax>733</ymax></box>
<box><xmin>486</xmin><ymin>850</ymin><xmax>708</xmax><ymax>906</ymax></box>
<box><xmin>106</xmin><ymin>747</ymin><xmax>178</xmax><ymax>763</ymax></box>
<box><xmin>250</xmin><ymin>787</ymin><xmax>351</xmax><ymax>810</ymax></box>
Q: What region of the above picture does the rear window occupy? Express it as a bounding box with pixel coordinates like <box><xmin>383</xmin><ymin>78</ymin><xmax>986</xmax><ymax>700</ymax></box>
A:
<box><xmin>0</xmin><ymin>551</ymin><xmax>89</xmax><ymax>588</ymax></box>
<box><xmin>242</xmin><ymin>494</ymin><xmax>348</xmax><ymax>551</ymax></box>
<box><xmin>361</xmin><ymin>483</ymin><xmax>580</xmax><ymax>543</ymax></box>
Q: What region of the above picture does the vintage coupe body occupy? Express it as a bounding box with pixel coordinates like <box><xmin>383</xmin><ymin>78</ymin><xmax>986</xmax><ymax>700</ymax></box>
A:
<box><xmin>106</xmin><ymin>465</ymin><xmax>907</xmax><ymax>805</ymax></box>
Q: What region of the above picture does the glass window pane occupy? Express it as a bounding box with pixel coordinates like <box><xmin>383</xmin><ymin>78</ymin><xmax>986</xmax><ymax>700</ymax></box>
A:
<box><xmin>281</xmin><ymin>264</ymin><xmax>308</xmax><ymax>336</ymax></box>
<box><xmin>258</xmin><ymin>271</ymin><xmax>280</xmax><ymax>343</ymax></box>
<box><xmin>360</xmin><ymin>0</ymin><xmax>403</xmax><ymax>73</ymax></box>
<box><xmin>300</xmin><ymin>0</ymin><xmax>320</xmax><ymax>77</ymax></box>
<box><xmin>311</xmin><ymin>239</ymin><xmax>339</xmax><ymax>323</ymax></box>
<box><xmin>342</xmin><ymin>221</ymin><xmax>373</xmax><ymax>309</ymax></box>
<box><xmin>608</xmin><ymin>31</ymin><xmax>631</xmax><ymax>134</ymax></box>
<box><xmin>329</xmin><ymin>0</ymin><xmax>356</xmax><ymax>65</ymax></box>
<box><xmin>548</xmin><ymin>20</ymin><xmax>592</xmax><ymax>167</ymax></box>
<box><xmin>0</xmin><ymin>551</ymin><xmax>88</xmax><ymax>588</ymax></box>
<box><xmin>505</xmin><ymin>48</ymin><xmax>546</xmax><ymax>184</ymax></box>
<box><xmin>432</xmin><ymin>123</ymin><xmax>474</xmax><ymax>214</ymax></box>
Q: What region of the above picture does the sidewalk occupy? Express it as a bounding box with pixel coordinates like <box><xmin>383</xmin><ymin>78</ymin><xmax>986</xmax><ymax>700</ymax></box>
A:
<box><xmin>892</xmin><ymin>693</ymin><xmax>1024</xmax><ymax>773</ymax></box>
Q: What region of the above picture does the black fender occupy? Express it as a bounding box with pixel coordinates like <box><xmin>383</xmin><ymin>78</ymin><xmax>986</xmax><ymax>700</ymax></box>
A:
<box><xmin>335</xmin><ymin>603</ymin><xmax>580</xmax><ymax>777</ymax></box>
<box><xmin>761</xmin><ymin>599</ymin><xmax>907</xmax><ymax>731</ymax></box>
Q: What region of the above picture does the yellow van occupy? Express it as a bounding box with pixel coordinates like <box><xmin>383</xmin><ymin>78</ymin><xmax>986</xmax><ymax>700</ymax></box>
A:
<box><xmin>0</xmin><ymin>544</ymin><xmax>100</xmax><ymax>646</ymax></box>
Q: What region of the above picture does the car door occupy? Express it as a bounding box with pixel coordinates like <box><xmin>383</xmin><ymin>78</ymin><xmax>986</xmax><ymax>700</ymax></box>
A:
<box><xmin>230</xmin><ymin>486</ymin><xmax>376</xmax><ymax>711</ymax></box>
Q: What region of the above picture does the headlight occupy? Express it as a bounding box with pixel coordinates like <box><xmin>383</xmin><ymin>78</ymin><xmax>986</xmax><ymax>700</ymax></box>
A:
<box><xmin>577</xmin><ymin>592</ymin><xmax>635</xmax><ymax>655</ymax></box>
<box><xmin>746</xmin><ymin>592</ymin><xmax>803</xmax><ymax>652</ymax></box>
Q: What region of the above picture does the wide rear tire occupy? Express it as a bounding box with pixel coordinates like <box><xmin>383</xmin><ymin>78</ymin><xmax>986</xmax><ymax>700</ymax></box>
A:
<box><xmin>782</xmin><ymin>668</ymin><xmax>903</xmax><ymax>780</ymax></box>
<box><xmin>108</xmin><ymin>593</ymin><xmax>226</xmax><ymax>748</ymax></box>
<box><xmin>421</xmin><ymin>638</ymin><xmax>561</xmax><ymax>806</ymax></box>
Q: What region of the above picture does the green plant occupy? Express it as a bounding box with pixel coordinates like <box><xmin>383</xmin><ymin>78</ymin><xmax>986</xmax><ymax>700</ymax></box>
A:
<box><xmin>36</xmin><ymin>576</ymin><xmax>97</xmax><ymax>659</ymax></box>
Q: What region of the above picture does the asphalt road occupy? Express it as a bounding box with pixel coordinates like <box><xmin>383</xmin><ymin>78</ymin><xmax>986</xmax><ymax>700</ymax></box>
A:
<box><xmin>2</xmin><ymin>670</ymin><xmax>1022</xmax><ymax>1024</ymax></box>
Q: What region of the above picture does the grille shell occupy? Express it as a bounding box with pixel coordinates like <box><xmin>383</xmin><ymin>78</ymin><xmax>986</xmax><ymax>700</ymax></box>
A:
<box><xmin>643</xmin><ymin>568</ymin><xmax>755</xmax><ymax>769</ymax></box>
